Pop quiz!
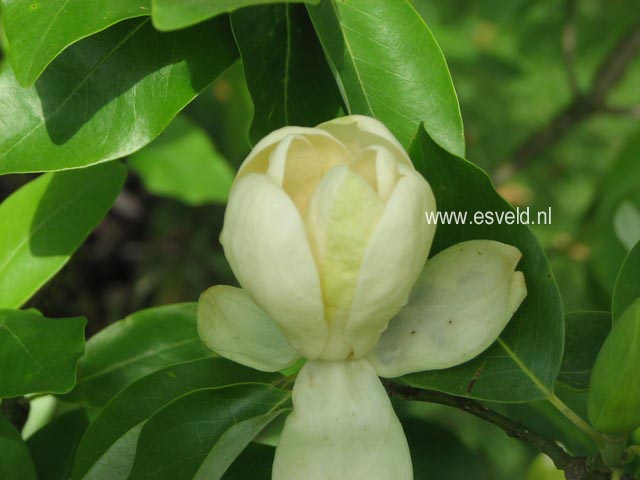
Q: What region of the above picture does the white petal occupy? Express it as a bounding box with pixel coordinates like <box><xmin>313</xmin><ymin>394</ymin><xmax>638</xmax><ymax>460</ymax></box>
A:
<box><xmin>273</xmin><ymin>359</ymin><xmax>412</xmax><ymax>480</ymax></box>
<box><xmin>237</xmin><ymin>127</ymin><xmax>350</xmax><ymax>183</ymax></box>
<box><xmin>304</xmin><ymin>166</ymin><xmax>385</xmax><ymax>360</ymax></box>
<box><xmin>317</xmin><ymin>115</ymin><xmax>413</xmax><ymax>166</ymax></box>
<box><xmin>368</xmin><ymin>240</ymin><xmax>527</xmax><ymax>377</ymax></box>
<box><xmin>220</xmin><ymin>173</ymin><xmax>328</xmax><ymax>359</ymax></box>
<box><xmin>197</xmin><ymin>285</ymin><xmax>298</xmax><ymax>372</ymax></box>
<box><xmin>266</xmin><ymin>133</ymin><xmax>351</xmax><ymax>213</ymax></box>
<box><xmin>346</xmin><ymin>167</ymin><xmax>436</xmax><ymax>358</ymax></box>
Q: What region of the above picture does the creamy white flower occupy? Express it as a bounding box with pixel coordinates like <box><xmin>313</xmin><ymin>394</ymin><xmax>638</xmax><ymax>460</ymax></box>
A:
<box><xmin>198</xmin><ymin>115</ymin><xmax>528</xmax><ymax>480</ymax></box>
<box><xmin>220</xmin><ymin>115</ymin><xmax>436</xmax><ymax>361</ymax></box>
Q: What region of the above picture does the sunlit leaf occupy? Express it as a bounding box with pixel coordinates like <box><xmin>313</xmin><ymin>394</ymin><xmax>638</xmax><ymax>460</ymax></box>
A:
<box><xmin>0</xmin><ymin>163</ymin><xmax>126</xmax><ymax>308</ymax></box>
<box><xmin>0</xmin><ymin>310</ymin><xmax>85</xmax><ymax>398</ymax></box>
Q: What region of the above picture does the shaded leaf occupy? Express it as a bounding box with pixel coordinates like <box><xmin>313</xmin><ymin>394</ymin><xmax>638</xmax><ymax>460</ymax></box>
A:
<box><xmin>222</xmin><ymin>443</ymin><xmax>273</xmax><ymax>480</ymax></box>
<box><xmin>307</xmin><ymin>0</ymin><xmax>464</xmax><ymax>155</ymax></box>
<box><xmin>128</xmin><ymin>385</ymin><xmax>289</xmax><ymax>480</ymax></box>
<box><xmin>0</xmin><ymin>309</ymin><xmax>85</xmax><ymax>397</ymax></box>
<box><xmin>61</xmin><ymin>303</ymin><xmax>211</xmax><ymax>408</ymax></box>
<box><xmin>231</xmin><ymin>3</ymin><xmax>343</xmax><ymax>143</ymax></box>
<box><xmin>27</xmin><ymin>409</ymin><xmax>89</xmax><ymax>480</ymax></box>
<box><xmin>0</xmin><ymin>414</ymin><xmax>37</xmax><ymax>480</ymax></box>
<box><xmin>71</xmin><ymin>358</ymin><xmax>279</xmax><ymax>480</ymax></box>
<box><xmin>194</xmin><ymin>412</ymin><xmax>286</xmax><ymax>480</ymax></box>
<box><xmin>0</xmin><ymin>17</ymin><xmax>237</xmax><ymax>174</ymax></box>
<box><xmin>404</xmin><ymin>126</ymin><xmax>564</xmax><ymax>402</ymax></box>
<box><xmin>0</xmin><ymin>163</ymin><xmax>126</xmax><ymax>308</ymax></box>
<box><xmin>1</xmin><ymin>0</ymin><xmax>149</xmax><ymax>86</ymax></box>
<box><xmin>495</xmin><ymin>385</ymin><xmax>596</xmax><ymax>457</ymax></box>
<box><xmin>152</xmin><ymin>0</ymin><xmax>320</xmax><ymax>31</ymax></box>
<box><xmin>403</xmin><ymin>418</ymin><xmax>489</xmax><ymax>480</ymax></box>
<box><xmin>612</xmin><ymin>240</ymin><xmax>640</xmax><ymax>323</ymax></box>
<box><xmin>558</xmin><ymin>311</ymin><xmax>611</xmax><ymax>390</ymax></box>
<box><xmin>129</xmin><ymin>115</ymin><xmax>234</xmax><ymax>205</ymax></box>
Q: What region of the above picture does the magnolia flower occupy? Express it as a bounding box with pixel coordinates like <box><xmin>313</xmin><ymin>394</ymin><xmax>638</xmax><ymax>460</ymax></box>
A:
<box><xmin>198</xmin><ymin>115</ymin><xmax>527</xmax><ymax>479</ymax></box>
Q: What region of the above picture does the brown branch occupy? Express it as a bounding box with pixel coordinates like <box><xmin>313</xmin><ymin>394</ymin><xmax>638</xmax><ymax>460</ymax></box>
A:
<box><xmin>601</xmin><ymin>104</ymin><xmax>640</xmax><ymax>120</ymax></box>
<box><xmin>496</xmin><ymin>19</ymin><xmax>640</xmax><ymax>182</ymax></box>
<box><xmin>387</xmin><ymin>383</ymin><xmax>633</xmax><ymax>480</ymax></box>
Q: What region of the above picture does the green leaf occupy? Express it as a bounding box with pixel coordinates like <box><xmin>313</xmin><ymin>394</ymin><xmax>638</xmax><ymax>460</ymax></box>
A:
<box><xmin>0</xmin><ymin>310</ymin><xmax>86</xmax><ymax>397</ymax></box>
<box><xmin>404</xmin><ymin>126</ymin><xmax>564</xmax><ymax>402</ymax></box>
<box><xmin>152</xmin><ymin>0</ymin><xmax>320</xmax><ymax>31</ymax></box>
<box><xmin>1</xmin><ymin>0</ymin><xmax>149</xmax><ymax>86</ymax></box>
<box><xmin>0</xmin><ymin>17</ymin><xmax>237</xmax><ymax>174</ymax></box>
<box><xmin>193</xmin><ymin>412</ymin><xmax>286</xmax><ymax>480</ymax></box>
<box><xmin>71</xmin><ymin>358</ymin><xmax>279</xmax><ymax>480</ymax></box>
<box><xmin>222</xmin><ymin>443</ymin><xmax>274</xmax><ymax>479</ymax></box>
<box><xmin>558</xmin><ymin>311</ymin><xmax>611</xmax><ymax>390</ymax></box>
<box><xmin>27</xmin><ymin>409</ymin><xmax>89</xmax><ymax>480</ymax></box>
<box><xmin>0</xmin><ymin>414</ymin><xmax>37</xmax><ymax>480</ymax></box>
<box><xmin>0</xmin><ymin>163</ymin><xmax>126</xmax><ymax>308</ymax></box>
<box><xmin>61</xmin><ymin>303</ymin><xmax>211</xmax><ymax>408</ymax></box>
<box><xmin>307</xmin><ymin>0</ymin><xmax>464</xmax><ymax>156</ymax></box>
<box><xmin>495</xmin><ymin>386</ymin><xmax>596</xmax><ymax>457</ymax></box>
<box><xmin>129</xmin><ymin>385</ymin><xmax>289</xmax><ymax>480</ymax></box>
<box><xmin>403</xmin><ymin>418</ymin><xmax>488</xmax><ymax>480</ymax></box>
<box><xmin>589</xmin><ymin>298</ymin><xmax>640</xmax><ymax>434</ymax></box>
<box><xmin>612</xmin><ymin>240</ymin><xmax>640</xmax><ymax>323</ymax></box>
<box><xmin>231</xmin><ymin>4</ymin><xmax>343</xmax><ymax>143</ymax></box>
<box><xmin>129</xmin><ymin>115</ymin><xmax>235</xmax><ymax>205</ymax></box>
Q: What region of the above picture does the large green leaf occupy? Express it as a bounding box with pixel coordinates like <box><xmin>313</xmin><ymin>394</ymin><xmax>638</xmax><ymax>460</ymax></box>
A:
<box><xmin>27</xmin><ymin>409</ymin><xmax>89</xmax><ymax>480</ymax></box>
<box><xmin>0</xmin><ymin>414</ymin><xmax>37</xmax><ymax>480</ymax></box>
<box><xmin>404</xmin><ymin>126</ymin><xmax>564</xmax><ymax>402</ymax></box>
<box><xmin>61</xmin><ymin>303</ymin><xmax>211</xmax><ymax>408</ymax></box>
<box><xmin>0</xmin><ymin>310</ymin><xmax>86</xmax><ymax>397</ymax></box>
<box><xmin>612</xmin><ymin>240</ymin><xmax>640</xmax><ymax>323</ymax></box>
<box><xmin>0</xmin><ymin>17</ymin><xmax>237</xmax><ymax>174</ymax></box>
<box><xmin>152</xmin><ymin>0</ymin><xmax>320</xmax><ymax>31</ymax></box>
<box><xmin>231</xmin><ymin>3</ymin><xmax>343</xmax><ymax>143</ymax></box>
<box><xmin>129</xmin><ymin>115</ymin><xmax>235</xmax><ymax>205</ymax></box>
<box><xmin>557</xmin><ymin>312</ymin><xmax>611</xmax><ymax>391</ymax></box>
<box><xmin>129</xmin><ymin>384</ymin><xmax>289</xmax><ymax>480</ymax></box>
<box><xmin>0</xmin><ymin>163</ymin><xmax>126</xmax><ymax>308</ymax></box>
<box><xmin>71</xmin><ymin>358</ymin><xmax>278</xmax><ymax>480</ymax></box>
<box><xmin>193</xmin><ymin>410</ymin><xmax>287</xmax><ymax>480</ymax></box>
<box><xmin>1</xmin><ymin>0</ymin><xmax>149</xmax><ymax>86</ymax></box>
<box><xmin>307</xmin><ymin>0</ymin><xmax>464</xmax><ymax>156</ymax></box>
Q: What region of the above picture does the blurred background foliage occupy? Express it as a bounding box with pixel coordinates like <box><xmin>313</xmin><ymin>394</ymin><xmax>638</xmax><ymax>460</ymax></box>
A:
<box><xmin>0</xmin><ymin>0</ymin><xmax>639</xmax><ymax>478</ymax></box>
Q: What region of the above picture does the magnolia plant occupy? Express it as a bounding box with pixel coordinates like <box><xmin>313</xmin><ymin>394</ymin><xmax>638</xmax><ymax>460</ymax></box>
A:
<box><xmin>198</xmin><ymin>115</ymin><xmax>527</xmax><ymax>479</ymax></box>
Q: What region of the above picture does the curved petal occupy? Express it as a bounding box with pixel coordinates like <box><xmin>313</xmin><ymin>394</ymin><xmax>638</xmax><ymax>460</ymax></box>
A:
<box><xmin>197</xmin><ymin>285</ymin><xmax>299</xmax><ymax>372</ymax></box>
<box><xmin>368</xmin><ymin>240</ymin><xmax>527</xmax><ymax>377</ymax></box>
<box><xmin>317</xmin><ymin>115</ymin><xmax>413</xmax><ymax>166</ymax></box>
<box><xmin>346</xmin><ymin>166</ymin><xmax>436</xmax><ymax>358</ymax></box>
<box><xmin>220</xmin><ymin>173</ymin><xmax>328</xmax><ymax>358</ymax></box>
<box><xmin>266</xmin><ymin>133</ymin><xmax>351</xmax><ymax>213</ymax></box>
<box><xmin>272</xmin><ymin>359</ymin><xmax>412</xmax><ymax>480</ymax></box>
<box><xmin>237</xmin><ymin>127</ymin><xmax>350</xmax><ymax>183</ymax></box>
<box><xmin>305</xmin><ymin>166</ymin><xmax>385</xmax><ymax>359</ymax></box>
